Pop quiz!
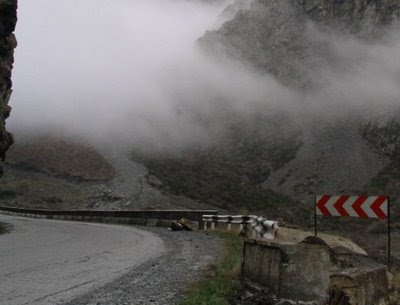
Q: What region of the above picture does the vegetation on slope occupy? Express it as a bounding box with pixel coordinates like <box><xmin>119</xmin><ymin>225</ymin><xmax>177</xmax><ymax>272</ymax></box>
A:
<box><xmin>0</xmin><ymin>166</ymin><xmax>90</xmax><ymax>210</ymax></box>
<box><xmin>7</xmin><ymin>136</ymin><xmax>116</xmax><ymax>181</ymax></box>
<box><xmin>180</xmin><ymin>232</ymin><xmax>243</xmax><ymax>305</ymax></box>
<box><xmin>134</xmin><ymin>115</ymin><xmax>307</xmax><ymax>223</ymax></box>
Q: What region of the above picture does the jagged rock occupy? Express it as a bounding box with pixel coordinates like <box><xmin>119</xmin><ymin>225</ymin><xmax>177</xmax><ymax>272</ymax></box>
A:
<box><xmin>299</xmin><ymin>0</ymin><xmax>400</xmax><ymax>34</ymax></box>
<box><xmin>0</xmin><ymin>0</ymin><xmax>18</xmax><ymax>177</ymax></box>
<box><xmin>196</xmin><ymin>0</ymin><xmax>400</xmax><ymax>208</ymax></box>
<box><xmin>199</xmin><ymin>0</ymin><xmax>316</xmax><ymax>87</ymax></box>
<box><xmin>200</xmin><ymin>0</ymin><xmax>400</xmax><ymax>87</ymax></box>
<box><xmin>218</xmin><ymin>0</ymin><xmax>251</xmax><ymax>22</ymax></box>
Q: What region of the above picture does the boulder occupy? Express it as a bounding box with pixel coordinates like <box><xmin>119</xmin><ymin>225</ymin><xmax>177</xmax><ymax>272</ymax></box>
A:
<box><xmin>178</xmin><ymin>218</ymin><xmax>199</xmax><ymax>231</ymax></box>
<box><xmin>170</xmin><ymin>220</ymin><xmax>184</xmax><ymax>231</ymax></box>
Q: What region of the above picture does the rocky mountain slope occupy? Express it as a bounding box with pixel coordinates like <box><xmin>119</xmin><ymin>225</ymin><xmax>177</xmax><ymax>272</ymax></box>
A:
<box><xmin>200</xmin><ymin>0</ymin><xmax>400</xmax><ymax>87</ymax></box>
<box><xmin>0</xmin><ymin>134</ymin><xmax>208</xmax><ymax>211</ymax></box>
<box><xmin>7</xmin><ymin>136</ymin><xmax>116</xmax><ymax>181</ymax></box>
<box><xmin>136</xmin><ymin>0</ymin><xmax>400</xmax><ymax>222</ymax></box>
<box><xmin>2</xmin><ymin>0</ymin><xmax>400</xmax><ymax>225</ymax></box>
<box><xmin>0</xmin><ymin>0</ymin><xmax>17</xmax><ymax>177</ymax></box>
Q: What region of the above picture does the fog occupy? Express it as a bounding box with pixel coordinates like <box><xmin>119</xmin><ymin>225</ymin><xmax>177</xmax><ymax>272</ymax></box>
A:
<box><xmin>9</xmin><ymin>0</ymin><xmax>400</xmax><ymax>153</ymax></box>
<box><xmin>10</xmin><ymin>0</ymin><xmax>289</xmax><ymax>151</ymax></box>
<box><xmin>303</xmin><ymin>24</ymin><xmax>400</xmax><ymax>120</ymax></box>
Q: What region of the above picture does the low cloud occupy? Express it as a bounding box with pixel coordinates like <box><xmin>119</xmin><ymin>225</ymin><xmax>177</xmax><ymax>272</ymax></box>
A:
<box><xmin>9</xmin><ymin>0</ymin><xmax>400</xmax><ymax>153</ymax></box>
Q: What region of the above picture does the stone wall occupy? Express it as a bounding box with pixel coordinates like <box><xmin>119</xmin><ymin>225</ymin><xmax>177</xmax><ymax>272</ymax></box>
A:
<box><xmin>0</xmin><ymin>0</ymin><xmax>17</xmax><ymax>176</ymax></box>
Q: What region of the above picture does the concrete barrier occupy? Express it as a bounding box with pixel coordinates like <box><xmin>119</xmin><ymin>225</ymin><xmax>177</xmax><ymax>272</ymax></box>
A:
<box><xmin>330</xmin><ymin>265</ymin><xmax>388</xmax><ymax>305</ymax></box>
<box><xmin>0</xmin><ymin>205</ymin><xmax>218</xmax><ymax>229</ymax></box>
<box><xmin>241</xmin><ymin>237</ymin><xmax>389</xmax><ymax>305</ymax></box>
<box><xmin>242</xmin><ymin>239</ymin><xmax>331</xmax><ymax>304</ymax></box>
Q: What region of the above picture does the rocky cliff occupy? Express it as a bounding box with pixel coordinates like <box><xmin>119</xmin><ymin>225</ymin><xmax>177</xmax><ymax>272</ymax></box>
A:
<box><xmin>200</xmin><ymin>0</ymin><xmax>400</xmax><ymax>87</ymax></box>
<box><xmin>0</xmin><ymin>0</ymin><xmax>17</xmax><ymax>176</ymax></box>
<box><xmin>139</xmin><ymin>0</ymin><xmax>400</xmax><ymax>220</ymax></box>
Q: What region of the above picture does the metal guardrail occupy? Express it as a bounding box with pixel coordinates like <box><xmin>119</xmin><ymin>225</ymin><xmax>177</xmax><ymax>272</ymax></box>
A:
<box><xmin>202</xmin><ymin>214</ymin><xmax>279</xmax><ymax>239</ymax></box>
<box><xmin>0</xmin><ymin>205</ymin><xmax>219</xmax><ymax>226</ymax></box>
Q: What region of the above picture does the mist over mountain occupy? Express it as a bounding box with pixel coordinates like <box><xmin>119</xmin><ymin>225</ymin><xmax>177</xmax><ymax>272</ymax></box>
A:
<box><xmin>2</xmin><ymin>0</ymin><xmax>400</xmax><ymax>223</ymax></box>
<box><xmin>138</xmin><ymin>0</ymin><xmax>400</xmax><ymax>217</ymax></box>
<box><xmin>10</xmin><ymin>0</ymin><xmax>272</xmax><ymax>152</ymax></box>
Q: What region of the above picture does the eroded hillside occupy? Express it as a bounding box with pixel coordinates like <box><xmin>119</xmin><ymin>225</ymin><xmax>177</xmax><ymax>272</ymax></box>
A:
<box><xmin>136</xmin><ymin>0</ymin><xmax>400</xmax><ymax>222</ymax></box>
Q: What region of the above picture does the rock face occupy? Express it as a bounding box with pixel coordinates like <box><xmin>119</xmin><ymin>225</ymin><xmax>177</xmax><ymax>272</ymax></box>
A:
<box><xmin>138</xmin><ymin>0</ymin><xmax>400</xmax><ymax>216</ymax></box>
<box><xmin>194</xmin><ymin>0</ymin><xmax>400</xmax><ymax>206</ymax></box>
<box><xmin>299</xmin><ymin>0</ymin><xmax>400</xmax><ymax>33</ymax></box>
<box><xmin>200</xmin><ymin>0</ymin><xmax>400</xmax><ymax>87</ymax></box>
<box><xmin>0</xmin><ymin>0</ymin><xmax>17</xmax><ymax>177</ymax></box>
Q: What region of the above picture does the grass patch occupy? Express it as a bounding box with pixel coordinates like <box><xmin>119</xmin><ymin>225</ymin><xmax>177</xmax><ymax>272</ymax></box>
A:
<box><xmin>180</xmin><ymin>232</ymin><xmax>243</xmax><ymax>305</ymax></box>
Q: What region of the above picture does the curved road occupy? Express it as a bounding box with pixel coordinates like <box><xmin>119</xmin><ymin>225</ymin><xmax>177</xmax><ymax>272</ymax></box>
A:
<box><xmin>0</xmin><ymin>215</ymin><xmax>164</xmax><ymax>305</ymax></box>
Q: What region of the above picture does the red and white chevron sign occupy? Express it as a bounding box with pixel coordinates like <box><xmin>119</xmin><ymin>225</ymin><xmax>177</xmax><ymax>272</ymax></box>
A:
<box><xmin>316</xmin><ymin>195</ymin><xmax>388</xmax><ymax>219</ymax></box>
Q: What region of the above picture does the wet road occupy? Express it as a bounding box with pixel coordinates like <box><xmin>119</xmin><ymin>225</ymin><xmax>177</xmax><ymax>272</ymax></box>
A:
<box><xmin>0</xmin><ymin>215</ymin><xmax>164</xmax><ymax>305</ymax></box>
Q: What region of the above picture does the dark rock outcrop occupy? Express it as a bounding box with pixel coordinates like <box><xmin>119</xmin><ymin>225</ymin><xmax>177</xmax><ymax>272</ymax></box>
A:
<box><xmin>199</xmin><ymin>0</ymin><xmax>400</xmax><ymax>87</ymax></box>
<box><xmin>299</xmin><ymin>0</ymin><xmax>400</xmax><ymax>33</ymax></box>
<box><xmin>0</xmin><ymin>0</ymin><xmax>17</xmax><ymax>176</ymax></box>
<box><xmin>195</xmin><ymin>0</ymin><xmax>400</xmax><ymax>207</ymax></box>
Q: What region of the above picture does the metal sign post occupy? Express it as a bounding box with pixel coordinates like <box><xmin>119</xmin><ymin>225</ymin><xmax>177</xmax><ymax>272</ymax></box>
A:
<box><xmin>314</xmin><ymin>195</ymin><xmax>391</xmax><ymax>268</ymax></box>
<box><xmin>388</xmin><ymin>198</ymin><xmax>391</xmax><ymax>267</ymax></box>
<box><xmin>314</xmin><ymin>194</ymin><xmax>318</xmax><ymax>237</ymax></box>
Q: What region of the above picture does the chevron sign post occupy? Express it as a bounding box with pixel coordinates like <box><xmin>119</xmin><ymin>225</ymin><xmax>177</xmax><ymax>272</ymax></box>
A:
<box><xmin>314</xmin><ymin>195</ymin><xmax>391</xmax><ymax>266</ymax></box>
<box><xmin>316</xmin><ymin>195</ymin><xmax>388</xmax><ymax>219</ymax></box>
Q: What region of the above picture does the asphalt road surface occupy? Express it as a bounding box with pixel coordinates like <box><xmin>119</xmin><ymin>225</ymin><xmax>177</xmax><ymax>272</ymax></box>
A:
<box><xmin>0</xmin><ymin>215</ymin><xmax>164</xmax><ymax>305</ymax></box>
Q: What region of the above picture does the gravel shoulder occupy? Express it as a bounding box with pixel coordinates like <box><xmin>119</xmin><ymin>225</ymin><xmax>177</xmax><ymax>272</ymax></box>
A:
<box><xmin>64</xmin><ymin>227</ymin><xmax>224</xmax><ymax>305</ymax></box>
